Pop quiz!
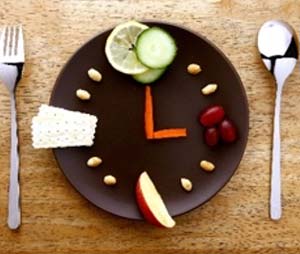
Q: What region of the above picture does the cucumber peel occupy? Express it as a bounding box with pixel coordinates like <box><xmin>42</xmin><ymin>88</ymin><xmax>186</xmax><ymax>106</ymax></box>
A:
<box><xmin>132</xmin><ymin>68</ymin><xmax>166</xmax><ymax>84</ymax></box>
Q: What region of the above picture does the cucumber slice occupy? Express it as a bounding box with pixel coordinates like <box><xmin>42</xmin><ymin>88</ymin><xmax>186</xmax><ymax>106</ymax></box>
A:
<box><xmin>136</xmin><ymin>27</ymin><xmax>177</xmax><ymax>69</ymax></box>
<box><xmin>132</xmin><ymin>68</ymin><xmax>166</xmax><ymax>84</ymax></box>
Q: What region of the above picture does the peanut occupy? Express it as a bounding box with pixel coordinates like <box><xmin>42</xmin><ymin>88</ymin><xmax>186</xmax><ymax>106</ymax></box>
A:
<box><xmin>200</xmin><ymin>160</ymin><xmax>215</xmax><ymax>172</ymax></box>
<box><xmin>87</xmin><ymin>156</ymin><xmax>102</xmax><ymax>167</ymax></box>
<box><xmin>76</xmin><ymin>89</ymin><xmax>91</xmax><ymax>100</ymax></box>
<box><xmin>103</xmin><ymin>175</ymin><xmax>117</xmax><ymax>186</ymax></box>
<box><xmin>187</xmin><ymin>63</ymin><xmax>201</xmax><ymax>75</ymax></box>
<box><xmin>202</xmin><ymin>83</ymin><xmax>218</xmax><ymax>95</ymax></box>
<box><xmin>88</xmin><ymin>68</ymin><xmax>102</xmax><ymax>82</ymax></box>
<box><xmin>180</xmin><ymin>178</ymin><xmax>193</xmax><ymax>192</ymax></box>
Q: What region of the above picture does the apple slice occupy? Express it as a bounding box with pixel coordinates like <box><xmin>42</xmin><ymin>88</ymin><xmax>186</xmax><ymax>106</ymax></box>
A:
<box><xmin>136</xmin><ymin>171</ymin><xmax>176</xmax><ymax>228</ymax></box>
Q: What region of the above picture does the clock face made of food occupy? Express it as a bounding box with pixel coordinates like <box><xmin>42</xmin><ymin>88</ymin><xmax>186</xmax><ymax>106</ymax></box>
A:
<box><xmin>50</xmin><ymin>22</ymin><xmax>249</xmax><ymax>223</ymax></box>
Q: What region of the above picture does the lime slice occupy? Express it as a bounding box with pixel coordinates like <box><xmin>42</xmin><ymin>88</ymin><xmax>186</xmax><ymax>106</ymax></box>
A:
<box><xmin>105</xmin><ymin>21</ymin><xmax>149</xmax><ymax>75</ymax></box>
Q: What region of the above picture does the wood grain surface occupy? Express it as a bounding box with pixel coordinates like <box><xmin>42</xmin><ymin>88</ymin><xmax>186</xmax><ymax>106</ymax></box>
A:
<box><xmin>0</xmin><ymin>0</ymin><xmax>300</xmax><ymax>253</ymax></box>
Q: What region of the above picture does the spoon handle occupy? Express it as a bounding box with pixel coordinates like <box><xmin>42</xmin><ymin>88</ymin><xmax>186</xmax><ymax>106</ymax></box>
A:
<box><xmin>270</xmin><ymin>87</ymin><xmax>282</xmax><ymax>220</ymax></box>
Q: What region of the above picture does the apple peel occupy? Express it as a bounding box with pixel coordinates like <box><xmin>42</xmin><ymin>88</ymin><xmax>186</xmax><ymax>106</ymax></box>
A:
<box><xmin>136</xmin><ymin>171</ymin><xmax>176</xmax><ymax>228</ymax></box>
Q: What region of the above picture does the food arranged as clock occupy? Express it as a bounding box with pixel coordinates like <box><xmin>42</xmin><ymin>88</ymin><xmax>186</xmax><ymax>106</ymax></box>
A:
<box><xmin>32</xmin><ymin>21</ymin><xmax>249</xmax><ymax>228</ymax></box>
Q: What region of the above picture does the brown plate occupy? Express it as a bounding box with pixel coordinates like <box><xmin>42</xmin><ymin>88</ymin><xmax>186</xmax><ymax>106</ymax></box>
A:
<box><xmin>50</xmin><ymin>22</ymin><xmax>249</xmax><ymax>220</ymax></box>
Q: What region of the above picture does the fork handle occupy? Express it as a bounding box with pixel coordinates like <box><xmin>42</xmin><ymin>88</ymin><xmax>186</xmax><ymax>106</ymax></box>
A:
<box><xmin>8</xmin><ymin>93</ymin><xmax>21</xmax><ymax>230</ymax></box>
<box><xmin>270</xmin><ymin>87</ymin><xmax>282</xmax><ymax>220</ymax></box>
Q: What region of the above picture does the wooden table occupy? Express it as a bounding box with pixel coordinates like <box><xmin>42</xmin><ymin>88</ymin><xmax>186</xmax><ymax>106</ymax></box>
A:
<box><xmin>1</xmin><ymin>0</ymin><xmax>300</xmax><ymax>253</ymax></box>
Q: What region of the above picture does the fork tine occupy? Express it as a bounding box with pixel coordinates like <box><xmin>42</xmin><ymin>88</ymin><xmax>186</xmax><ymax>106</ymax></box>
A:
<box><xmin>16</xmin><ymin>25</ymin><xmax>24</xmax><ymax>61</ymax></box>
<box><xmin>10</xmin><ymin>26</ymin><xmax>17</xmax><ymax>56</ymax></box>
<box><xmin>7</xmin><ymin>26</ymin><xmax>14</xmax><ymax>56</ymax></box>
<box><xmin>0</xmin><ymin>26</ymin><xmax>7</xmax><ymax>58</ymax></box>
<box><xmin>5</xmin><ymin>26</ymin><xmax>11</xmax><ymax>57</ymax></box>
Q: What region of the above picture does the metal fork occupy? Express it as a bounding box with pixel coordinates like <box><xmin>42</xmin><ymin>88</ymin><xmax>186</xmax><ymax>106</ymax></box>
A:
<box><xmin>0</xmin><ymin>25</ymin><xmax>25</xmax><ymax>230</ymax></box>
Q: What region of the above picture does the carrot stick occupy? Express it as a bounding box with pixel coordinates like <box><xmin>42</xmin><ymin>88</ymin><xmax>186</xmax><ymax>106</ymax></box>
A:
<box><xmin>145</xmin><ymin>86</ymin><xmax>154</xmax><ymax>139</ymax></box>
<box><xmin>153</xmin><ymin>128</ymin><xmax>187</xmax><ymax>139</ymax></box>
<box><xmin>144</xmin><ymin>86</ymin><xmax>187</xmax><ymax>140</ymax></box>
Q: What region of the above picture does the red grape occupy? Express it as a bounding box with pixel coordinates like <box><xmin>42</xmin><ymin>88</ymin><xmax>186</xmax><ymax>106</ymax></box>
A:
<box><xmin>204</xmin><ymin>127</ymin><xmax>219</xmax><ymax>146</ymax></box>
<box><xmin>219</xmin><ymin>119</ymin><xmax>237</xmax><ymax>143</ymax></box>
<box><xmin>199</xmin><ymin>105</ymin><xmax>225</xmax><ymax>127</ymax></box>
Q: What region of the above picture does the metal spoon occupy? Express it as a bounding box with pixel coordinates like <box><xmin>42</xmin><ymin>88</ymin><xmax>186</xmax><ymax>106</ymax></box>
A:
<box><xmin>257</xmin><ymin>20</ymin><xmax>298</xmax><ymax>220</ymax></box>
